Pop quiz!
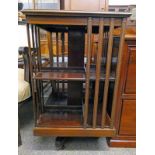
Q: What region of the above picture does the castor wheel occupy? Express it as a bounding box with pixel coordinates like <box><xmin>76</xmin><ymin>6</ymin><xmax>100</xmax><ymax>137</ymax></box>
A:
<box><xmin>55</xmin><ymin>137</ymin><xmax>66</xmax><ymax>150</ymax></box>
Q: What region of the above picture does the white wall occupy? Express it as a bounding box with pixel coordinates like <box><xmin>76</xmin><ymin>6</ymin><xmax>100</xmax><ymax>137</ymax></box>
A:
<box><xmin>18</xmin><ymin>25</ymin><xmax>28</xmax><ymax>47</ymax></box>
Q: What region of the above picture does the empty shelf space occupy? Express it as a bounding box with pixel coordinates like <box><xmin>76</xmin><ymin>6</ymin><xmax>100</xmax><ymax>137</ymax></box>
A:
<box><xmin>37</xmin><ymin>111</ymin><xmax>83</xmax><ymax>128</ymax></box>
<box><xmin>87</xmin><ymin>112</ymin><xmax>111</xmax><ymax>128</ymax></box>
<box><xmin>83</xmin><ymin>103</ymin><xmax>111</xmax><ymax>128</ymax></box>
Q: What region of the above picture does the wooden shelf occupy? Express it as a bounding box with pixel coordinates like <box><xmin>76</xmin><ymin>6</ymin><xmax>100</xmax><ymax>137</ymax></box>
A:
<box><xmin>36</xmin><ymin>110</ymin><xmax>111</xmax><ymax>128</ymax></box>
<box><xmin>34</xmin><ymin>70</ymin><xmax>115</xmax><ymax>81</ymax></box>
<box><xmin>37</xmin><ymin>111</ymin><xmax>83</xmax><ymax>128</ymax></box>
<box><xmin>34</xmin><ymin>71</ymin><xmax>85</xmax><ymax>81</ymax></box>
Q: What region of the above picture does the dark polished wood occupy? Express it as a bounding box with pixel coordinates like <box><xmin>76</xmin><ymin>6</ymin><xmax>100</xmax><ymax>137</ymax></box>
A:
<box><xmin>18</xmin><ymin>46</ymin><xmax>32</xmax><ymax>146</ymax></box>
<box><xmin>110</xmin><ymin>18</ymin><xmax>126</xmax><ymax>128</ymax></box>
<box><xmin>68</xmin><ymin>28</ymin><xmax>84</xmax><ymax>105</ymax></box>
<box><xmin>22</xmin><ymin>10</ymin><xmax>131</xmax><ymax>18</ymax></box>
<box><xmin>23</xmin><ymin>10</ymin><xmax>130</xmax><ymax>139</ymax></box>
<box><xmin>84</xmin><ymin>17</ymin><xmax>92</xmax><ymax>128</ymax></box>
<box><xmin>107</xmin><ymin>31</ymin><xmax>136</xmax><ymax>148</ymax></box>
<box><xmin>101</xmin><ymin>18</ymin><xmax>114</xmax><ymax>128</ymax></box>
<box><xmin>107</xmin><ymin>136</ymin><xmax>136</xmax><ymax>148</ymax></box>
<box><xmin>119</xmin><ymin>100</ymin><xmax>136</xmax><ymax>135</ymax></box>
<box><xmin>92</xmin><ymin>18</ymin><xmax>104</xmax><ymax>128</ymax></box>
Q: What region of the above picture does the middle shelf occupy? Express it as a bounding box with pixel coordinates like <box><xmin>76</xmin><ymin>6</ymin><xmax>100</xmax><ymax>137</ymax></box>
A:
<box><xmin>33</xmin><ymin>67</ymin><xmax>116</xmax><ymax>81</ymax></box>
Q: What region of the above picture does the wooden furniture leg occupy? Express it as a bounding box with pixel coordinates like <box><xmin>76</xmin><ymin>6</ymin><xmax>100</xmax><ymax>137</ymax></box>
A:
<box><xmin>18</xmin><ymin>118</ymin><xmax>22</xmax><ymax>146</ymax></box>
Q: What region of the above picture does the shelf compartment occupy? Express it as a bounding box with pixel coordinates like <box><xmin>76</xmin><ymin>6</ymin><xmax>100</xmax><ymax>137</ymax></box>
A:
<box><xmin>34</xmin><ymin>71</ymin><xmax>85</xmax><ymax>81</ymax></box>
<box><xmin>36</xmin><ymin>111</ymin><xmax>111</xmax><ymax>128</ymax></box>
<box><xmin>34</xmin><ymin>71</ymin><xmax>115</xmax><ymax>81</ymax></box>
<box><xmin>35</xmin><ymin>112</ymin><xmax>115</xmax><ymax>137</ymax></box>
<box><xmin>36</xmin><ymin>111</ymin><xmax>83</xmax><ymax>128</ymax></box>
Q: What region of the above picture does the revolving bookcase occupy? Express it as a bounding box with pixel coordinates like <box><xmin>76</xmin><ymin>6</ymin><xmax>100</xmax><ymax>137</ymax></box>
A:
<box><xmin>22</xmin><ymin>10</ymin><xmax>131</xmax><ymax>137</ymax></box>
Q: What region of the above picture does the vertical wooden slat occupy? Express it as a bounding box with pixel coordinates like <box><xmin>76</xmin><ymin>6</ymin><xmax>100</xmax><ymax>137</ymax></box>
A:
<box><xmin>110</xmin><ymin>18</ymin><xmax>126</xmax><ymax>128</ymax></box>
<box><xmin>91</xmin><ymin>35</ymin><xmax>95</xmax><ymax>63</ymax></box>
<box><xmin>56</xmin><ymin>32</ymin><xmax>59</xmax><ymax>67</ymax></box>
<box><xmin>101</xmin><ymin>18</ymin><xmax>115</xmax><ymax>128</ymax></box>
<box><xmin>34</xmin><ymin>26</ymin><xmax>39</xmax><ymax>71</ymax></box>
<box><xmin>26</xmin><ymin>23</ymin><xmax>37</xmax><ymax>125</ymax></box>
<box><xmin>40</xmin><ymin>80</ymin><xmax>44</xmax><ymax>112</ymax></box>
<box><xmin>92</xmin><ymin>18</ymin><xmax>104</xmax><ymax>128</ymax></box>
<box><xmin>31</xmin><ymin>25</ymin><xmax>35</xmax><ymax>48</ymax></box>
<box><xmin>31</xmin><ymin>25</ymin><xmax>37</xmax><ymax>73</ymax></box>
<box><xmin>61</xmin><ymin>32</ymin><xmax>65</xmax><ymax>93</ymax></box>
<box><xmin>83</xmin><ymin>17</ymin><xmax>92</xmax><ymax>128</ymax></box>
<box><xmin>56</xmin><ymin>33</ymin><xmax>59</xmax><ymax>93</ymax></box>
<box><xmin>37</xmin><ymin>27</ymin><xmax>41</xmax><ymax>71</ymax></box>
<box><xmin>47</xmin><ymin>32</ymin><xmax>53</xmax><ymax>67</ymax></box>
<box><xmin>37</xmin><ymin>27</ymin><xmax>42</xmax><ymax>106</ymax></box>
<box><xmin>56</xmin><ymin>32</ymin><xmax>60</xmax><ymax>94</ymax></box>
<box><xmin>47</xmin><ymin>31</ymin><xmax>56</xmax><ymax>93</ymax></box>
<box><xmin>36</xmin><ymin>79</ymin><xmax>42</xmax><ymax>113</ymax></box>
<box><xmin>66</xmin><ymin>32</ymin><xmax>69</xmax><ymax>67</ymax></box>
<box><xmin>61</xmin><ymin>32</ymin><xmax>65</xmax><ymax>66</ymax></box>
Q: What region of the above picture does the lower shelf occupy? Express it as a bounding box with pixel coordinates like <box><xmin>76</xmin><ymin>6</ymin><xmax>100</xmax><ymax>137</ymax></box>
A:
<box><xmin>33</xmin><ymin>127</ymin><xmax>116</xmax><ymax>137</ymax></box>
<box><xmin>36</xmin><ymin>111</ymin><xmax>111</xmax><ymax>128</ymax></box>
<box><xmin>37</xmin><ymin>111</ymin><xmax>83</xmax><ymax>128</ymax></box>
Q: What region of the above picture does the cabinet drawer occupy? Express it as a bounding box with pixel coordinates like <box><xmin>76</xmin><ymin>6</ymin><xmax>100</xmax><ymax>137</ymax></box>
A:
<box><xmin>124</xmin><ymin>47</ymin><xmax>136</xmax><ymax>94</ymax></box>
<box><xmin>119</xmin><ymin>100</ymin><xmax>136</xmax><ymax>136</ymax></box>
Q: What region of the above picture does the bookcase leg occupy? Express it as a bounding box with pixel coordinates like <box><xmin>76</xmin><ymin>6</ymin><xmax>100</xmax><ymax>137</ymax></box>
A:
<box><xmin>18</xmin><ymin>118</ymin><xmax>22</xmax><ymax>146</ymax></box>
<box><xmin>55</xmin><ymin>137</ymin><xmax>67</xmax><ymax>150</ymax></box>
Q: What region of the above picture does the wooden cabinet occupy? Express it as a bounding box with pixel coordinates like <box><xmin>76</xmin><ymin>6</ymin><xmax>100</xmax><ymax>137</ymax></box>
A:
<box><xmin>107</xmin><ymin>35</ymin><xmax>136</xmax><ymax>148</ymax></box>
<box><xmin>63</xmin><ymin>0</ymin><xmax>109</xmax><ymax>11</ymax></box>
<box><xmin>119</xmin><ymin>100</ymin><xmax>136</xmax><ymax>135</ymax></box>
<box><xmin>124</xmin><ymin>47</ymin><xmax>136</xmax><ymax>94</ymax></box>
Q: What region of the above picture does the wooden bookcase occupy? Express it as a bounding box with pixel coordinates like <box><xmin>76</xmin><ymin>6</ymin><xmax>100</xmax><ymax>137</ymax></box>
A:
<box><xmin>22</xmin><ymin>10</ymin><xmax>130</xmax><ymax>138</ymax></box>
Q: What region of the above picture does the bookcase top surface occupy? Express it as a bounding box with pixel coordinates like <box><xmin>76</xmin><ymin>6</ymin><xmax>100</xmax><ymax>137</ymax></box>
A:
<box><xmin>22</xmin><ymin>9</ymin><xmax>131</xmax><ymax>18</ymax></box>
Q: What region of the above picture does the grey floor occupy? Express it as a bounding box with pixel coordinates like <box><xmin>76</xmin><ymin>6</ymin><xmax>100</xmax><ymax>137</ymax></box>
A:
<box><xmin>18</xmin><ymin>100</ymin><xmax>136</xmax><ymax>155</ymax></box>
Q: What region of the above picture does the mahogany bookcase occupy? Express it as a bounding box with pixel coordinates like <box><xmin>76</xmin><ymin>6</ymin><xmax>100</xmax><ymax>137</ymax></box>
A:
<box><xmin>22</xmin><ymin>10</ymin><xmax>131</xmax><ymax>138</ymax></box>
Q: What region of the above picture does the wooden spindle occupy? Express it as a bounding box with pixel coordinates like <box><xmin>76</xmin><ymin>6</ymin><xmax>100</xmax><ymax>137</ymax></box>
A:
<box><xmin>36</xmin><ymin>79</ymin><xmax>42</xmax><ymax>113</ymax></box>
<box><xmin>31</xmin><ymin>25</ymin><xmax>35</xmax><ymax>48</ymax></box>
<box><xmin>83</xmin><ymin>17</ymin><xmax>92</xmax><ymax>128</ymax></box>
<box><xmin>56</xmin><ymin>32</ymin><xmax>59</xmax><ymax>67</ymax></box>
<box><xmin>55</xmin><ymin>32</ymin><xmax>60</xmax><ymax>94</ymax></box>
<box><xmin>31</xmin><ymin>25</ymin><xmax>37</xmax><ymax>73</ymax></box>
<box><xmin>92</xmin><ymin>18</ymin><xmax>104</xmax><ymax>128</ymax></box>
<box><xmin>101</xmin><ymin>18</ymin><xmax>114</xmax><ymax>128</ymax></box>
<box><xmin>37</xmin><ymin>27</ymin><xmax>41</xmax><ymax>71</ymax></box>
<box><xmin>34</xmin><ymin>26</ymin><xmax>39</xmax><ymax>71</ymax></box>
<box><xmin>61</xmin><ymin>32</ymin><xmax>65</xmax><ymax>66</ymax></box>
<box><xmin>110</xmin><ymin>18</ymin><xmax>126</xmax><ymax>128</ymax></box>
<box><xmin>47</xmin><ymin>32</ymin><xmax>53</xmax><ymax>67</ymax></box>
<box><xmin>40</xmin><ymin>80</ymin><xmax>44</xmax><ymax>112</ymax></box>
<box><xmin>26</xmin><ymin>23</ymin><xmax>37</xmax><ymax>125</ymax></box>
<box><xmin>61</xmin><ymin>32</ymin><xmax>65</xmax><ymax>93</ymax></box>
